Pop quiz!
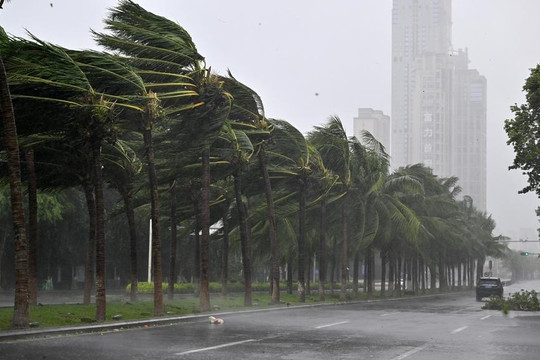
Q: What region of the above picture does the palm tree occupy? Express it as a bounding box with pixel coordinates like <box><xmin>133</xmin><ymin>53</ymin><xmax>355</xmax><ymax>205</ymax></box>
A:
<box><xmin>103</xmin><ymin>139</ymin><xmax>143</xmax><ymax>302</ymax></box>
<box><xmin>0</xmin><ymin>24</ymin><xmax>28</xmax><ymax>329</ymax></box>
<box><xmin>168</xmin><ymin>179</ymin><xmax>178</xmax><ymax>300</ymax></box>
<box><xmin>3</xmin><ymin>33</ymin><xmax>153</xmax><ymax>320</ymax></box>
<box><xmin>212</xmin><ymin>122</ymin><xmax>255</xmax><ymax>305</ymax></box>
<box><xmin>189</xmin><ymin>72</ymin><xmax>232</xmax><ymax>312</ymax></box>
<box><xmin>96</xmin><ymin>0</ymin><xmax>228</xmax><ymax>313</ymax></box>
<box><xmin>309</xmin><ymin>116</ymin><xmax>356</xmax><ymax>301</ymax></box>
<box><xmin>264</xmin><ymin>119</ymin><xmax>329</xmax><ymax>302</ymax></box>
<box><xmin>220</xmin><ymin>73</ymin><xmax>283</xmax><ymax>303</ymax></box>
<box><xmin>222</xmin><ymin>73</ymin><xmax>281</xmax><ymax>303</ymax></box>
<box><xmin>347</xmin><ymin>131</ymin><xmax>422</xmax><ymax>297</ymax></box>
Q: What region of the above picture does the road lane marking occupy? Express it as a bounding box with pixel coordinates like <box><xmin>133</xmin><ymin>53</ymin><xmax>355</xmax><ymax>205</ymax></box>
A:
<box><xmin>381</xmin><ymin>313</ymin><xmax>394</xmax><ymax>317</ymax></box>
<box><xmin>175</xmin><ymin>339</ymin><xmax>258</xmax><ymax>355</ymax></box>
<box><xmin>480</xmin><ymin>315</ymin><xmax>492</xmax><ymax>320</ymax></box>
<box><xmin>450</xmin><ymin>326</ymin><xmax>468</xmax><ymax>334</ymax></box>
<box><xmin>314</xmin><ymin>320</ymin><xmax>350</xmax><ymax>329</ymax></box>
<box><xmin>391</xmin><ymin>344</ymin><xmax>430</xmax><ymax>360</ymax></box>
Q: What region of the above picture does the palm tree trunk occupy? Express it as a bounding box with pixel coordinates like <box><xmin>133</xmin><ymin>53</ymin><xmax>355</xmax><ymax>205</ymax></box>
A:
<box><xmin>429</xmin><ymin>263</ymin><xmax>437</xmax><ymax>290</ymax></box>
<box><xmin>258</xmin><ymin>148</ymin><xmax>280</xmax><ymax>304</ymax></box>
<box><xmin>220</xmin><ymin>203</ymin><xmax>229</xmax><ymax>298</ymax></box>
<box><xmin>463</xmin><ymin>260</ymin><xmax>468</xmax><ymax>287</ymax></box>
<box><xmin>438</xmin><ymin>250</ymin><xmax>446</xmax><ymax>292</ymax></box>
<box><xmin>286</xmin><ymin>258</ymin><xmax>293</xmax><ymax>294</ymax></box>
<box><xmin>413</xmin><ymin>254</ymin><xmax>419</xmax><ymax>294</ymax></box>
<box><xmin>367</xmin><ymin>246</ymin><xmax>373</xmax><ymax>297</ymax></box>
<box><xmin>470</xmin><ymin>257</ymin><xmax>475</xmax><ymax>288</ymax></box>
<box><xmin>192</xmin><ymin>202</ymin><xmax>200</xmax><ymax>296</ymax></box>
<box><xmin>25</xmin><ymin>150</ymin><xmax>38</xmax><ymax>306</ymax></box>
<box><xmin>318</xmin><ymin>198</ymin><xmax>327</xmax><ymax>300</ymax></box>
<box><xmin>380</xmin><ymin>251</ymin><xmax>387</xmax><ymax>296</ymax></box>
<box><xmin>297</xmin><ymin>179</ymin><xmax>306</xmax><ymax>303</ymax></box>
<box><xmin>330</xmin><ymin>234</ymin><xmax>337</xmax><ymax>294</ymax></box>
<box><xmin>143</xmin><ymin>128</ymin><xmax>163</xmax><ymax>316</ymax></box>
<box><xmin>92</xmin><ymin>140</ymin><xmax>106</xmax><ymax>322</ymax></box>
<box><xmin>121</xmin><ymin>184</ymin><xmax>138</xmax><ymax>302</ymax></box>
<box><xmin>340</xmin><ymin>205</ymin><xmax>348</xmax><ymax>301</ymax></box>
<box><xmin>396</xmin><ymin>256</ymin><xmax>402</xmax><ymax>292</ymax></box>
<box><xmin>353</xmin><ymin>252</ymin><xmax>359</xmax><ymax>299</ymax></box>
<box><xmin>388</xmin><ymin>251</ymin><xmax>394</xmax><ymax>293</ymax></box>
<box><xmin>168</xmin><ymin>180</ymin><xmax>177</xmax><ymax>301</ymax></box>
<box><xmin>83</xmin><ymin>182</ymin><xmax>96</xmax><ymax>305</ymax></box>
<box><xmin>199</xmin><ymin>147</ymin><xmax>211</xmax><ymax>312</ymax></box>
<box><xmin>1</xmin><ymin>50</ymin><xmax>29</xmax><ymax>329</ymax></box>
<box><xmin>430</xmin><ymin>245</ymin><xmax>437</xmax><ymax>290</ymax></box>
<box><xmin>420</xmin><ymin>257</ymin><xmax>426</xmax><ymax>292</ymax></box>
<box><xmin>457</xmin><ymin>262</ymin><xmax>462</xmax><ymax>288</ymax></box>
<box><xmin>306</xmin><ymin>253</ymin><xmax>311</xmax><ymax>295</ymax></box>
<box><xmin>234</xmin><ymin>172</ymin><xmax>252</xmax><ymax>306</ymax></box>
<box><xmin>121</xmin><ymin>185</ymin><xmax>139</xmax><ymax>301</ymax></box>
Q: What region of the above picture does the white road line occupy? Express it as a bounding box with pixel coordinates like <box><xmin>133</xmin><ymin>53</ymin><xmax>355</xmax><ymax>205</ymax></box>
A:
<box><xmin>450</xmin><ymin>326</ymin><xmax>468</xmax><ymax>334</ymax></box>
<box><xmin>480</xmin><ymin>315</ymin><xmax>492</xmax><ymax>320</ymax></box>
<box><xmin>314</xmin><ymin>320</ymin><xmax>350</xmax><ymax>329</ymax></box>
<box><xmin>175</xmin><ymin>339</ymin><xmax>258</xmax><ymax>355</ymax></box>
<box><xmin>391</xmin><ymin>344</ymin><xmax>430</xmax><ymax>360</ymax></box>
<box><xmin>381</xmin><ymin>313</ymin><xmax>394</xmax><ymax>317</ymax></box>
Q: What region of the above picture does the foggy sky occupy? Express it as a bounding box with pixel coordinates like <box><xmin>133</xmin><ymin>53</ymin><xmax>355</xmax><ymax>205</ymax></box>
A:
<box><xmin>2</xmin><ymin>0</ymin><xmax>540</xmax><ymax>245</ymax></box>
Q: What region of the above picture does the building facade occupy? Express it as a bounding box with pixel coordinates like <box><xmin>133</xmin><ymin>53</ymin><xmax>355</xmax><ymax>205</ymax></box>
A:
<box><xmin>390</xmin><ymin>0</ymin><xmax>486</xmax><ymax>210</ymax></box>
<box><xmin>353</xmin><ymin>108</ymin><xmax>390</xmax><ymax>152</ymax></box>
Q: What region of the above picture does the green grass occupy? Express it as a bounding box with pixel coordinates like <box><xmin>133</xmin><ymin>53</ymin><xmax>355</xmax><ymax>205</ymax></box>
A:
<box><xmin>0</xmin><ymin>291</ymin><xmax>358</xmax><ymax>331</ymax></box>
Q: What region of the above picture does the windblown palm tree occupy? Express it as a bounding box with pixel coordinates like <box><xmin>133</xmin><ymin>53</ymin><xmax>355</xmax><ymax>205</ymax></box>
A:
<box><xmin>2</xmin><ymin>32</ymin><xmax>152</xmax><ymax>320</ymax></box>
<box><xmin>93</xmin><ymin>1</ymin><xmax>205</xmax><ymax>314</ymax></box>
<box><xmin>264</xmin><ymin>119</ymin><xmax>328</xmax><ymax>302</ymax></box>
<box><xmin>0</xmin><ymin>21</ymin><xmax>28</xmax><ymax>328</ymax></box>
<box><xmin>309</xmin><ymin>116</ymin><xmax>356</xmax><ymax>301</ymax></box>
<box><xmin>103</xmin><ymin>139</ymin><xmax>143</xmax><ymax>302</ymax></box>
<box><xmin>222</xmin><ymin>72</ymin><xmax>281</xmax><ymax>303</ymax></box>
<box><xmin>212</xmin><ymin>122</ymin><xmax>255</xmax><ymax>305</ymax></box>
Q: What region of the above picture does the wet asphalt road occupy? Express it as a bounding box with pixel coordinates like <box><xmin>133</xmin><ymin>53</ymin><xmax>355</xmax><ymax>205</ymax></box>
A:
<box><xmin>1</xmin><ymin>281</ymin><xmax>540</xmax><ymax>360</ymax></box>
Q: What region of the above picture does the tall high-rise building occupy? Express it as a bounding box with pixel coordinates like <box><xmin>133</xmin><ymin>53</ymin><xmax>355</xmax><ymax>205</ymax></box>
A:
<box><xmin>391</xmin><ymin>0</ymin><xmax>486</xmax><ymax>210</ymax></box>
<box><xmin>452</xmin><ymin>49</ymin><xmax>487</xmax><ymax>210</ymax></box>
<box><xmin>353</xmin><ymin>108</ymin><xmax>390</xmax><ymax>153</ymax></box>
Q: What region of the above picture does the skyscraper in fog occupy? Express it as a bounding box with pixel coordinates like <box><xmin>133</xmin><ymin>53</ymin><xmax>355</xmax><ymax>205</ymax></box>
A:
<box><xmin>353</xmin><ymin>108</ymin><xmax>390</xmax><ymax>152</ymax></box>
<box><xmin>391</xmin><ymin>0</ymin><xmax>486</xmax><ymax>210</ymax></box>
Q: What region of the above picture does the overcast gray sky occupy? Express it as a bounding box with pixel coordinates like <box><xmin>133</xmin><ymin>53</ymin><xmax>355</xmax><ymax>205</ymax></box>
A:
<box><xmin>2</xmin><ymin>0</ymin><xmax>540</xmax><ymax>243</ymax></box>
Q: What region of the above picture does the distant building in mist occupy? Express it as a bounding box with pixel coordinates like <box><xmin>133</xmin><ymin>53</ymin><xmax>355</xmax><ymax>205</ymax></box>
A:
<box><xmin>391</xmin><ymin>0</ymin><xmax>486</xmax><ymax>210</ymax></box>
<box><xmin>353</xmin><ymin>108</ymin><xmax>390</xmax><ymax>153</ymax></box>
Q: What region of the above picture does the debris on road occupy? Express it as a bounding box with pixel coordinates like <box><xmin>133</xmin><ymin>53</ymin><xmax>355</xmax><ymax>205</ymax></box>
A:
<box><xmin>209</xmin><ymin>316</ymin><xmax>224</xmax><ymax>324</ymax></box>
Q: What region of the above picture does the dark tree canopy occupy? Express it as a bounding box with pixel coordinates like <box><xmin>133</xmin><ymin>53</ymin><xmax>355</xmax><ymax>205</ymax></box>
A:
<box><xmin>505</xmin><ymin>64</ymin><xmax>540</xmax><ymax>196</ymax></box>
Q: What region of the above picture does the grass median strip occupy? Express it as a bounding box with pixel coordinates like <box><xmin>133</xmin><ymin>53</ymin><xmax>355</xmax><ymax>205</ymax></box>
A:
<box><xmin>0</xmin><ymin>292</ymin><xmax>353</xmax><ymax>331</ymax></box>
<box><xmin>0</xmin><ymin>287</ymin><xmax>453</xmax><ymax>331</ymax></box>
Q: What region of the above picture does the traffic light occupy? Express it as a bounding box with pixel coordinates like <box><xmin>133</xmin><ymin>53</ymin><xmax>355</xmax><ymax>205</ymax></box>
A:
<box><xmin>521</xmin><ymin>251</ymin><xmax>530</xmax><ymax>256</ymax></box>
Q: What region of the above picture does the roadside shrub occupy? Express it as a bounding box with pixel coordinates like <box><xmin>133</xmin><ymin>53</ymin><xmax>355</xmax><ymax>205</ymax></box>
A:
<box><xmin>481</xmin><ymin>295</ymin><xmax>506</xmax><ymax>310</ymax></box>
<box><xmin>126</xmin><ymin>281</ymin><xmax>359</xmax><ymax>294</ymax></box>
<box><xmin>482</xmin><ymin>290</ymin><xmax>539</xmax><ymax>311</ymax></box>
<box><xmin>126</xmin><ymin>282</ymin><xmax>194</xmax><ymax>294</ymax></box>
<box><xmin>507</xmin><ymin>290</ymin><xmax>540</xmax><ymax>311</ymax></box>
